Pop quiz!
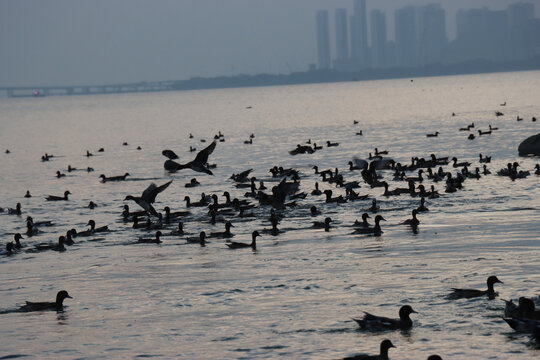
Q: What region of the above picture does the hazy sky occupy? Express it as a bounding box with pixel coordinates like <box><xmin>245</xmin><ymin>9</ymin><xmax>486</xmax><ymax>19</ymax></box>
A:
<box><xmin>1</xmin><ymin>0</ymin><xmax>538</xmax><ymax>86</ymax></box>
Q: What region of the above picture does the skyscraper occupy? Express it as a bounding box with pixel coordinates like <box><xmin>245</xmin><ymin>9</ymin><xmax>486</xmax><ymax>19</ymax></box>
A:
<box><xmin>370</xmin><ymin>10</ymin><xmax>387</xmax><ymax>68</ymax></box>
<box><xmin>335</xmin><ymin>8</ymin><xmax>349</xmax><ymax>66</ymax></box>
<box><xmin>316</xmin><ymin>10</ymin><xmax>331</xmax><ymax>70</ymax></box>
<box><xmin>419</xmin><ymin>4</ymin><xmax>447</xmax><ymax>65</ymax></box>
<box><xmin>395</xmin><ymin>6</ymin><xmax>418</xmax><ymax>67</ymax></box>
<box><xmin>351</xmin><ymin>0</ymin><xmax>368</xmax><ymax>66</ymax></box>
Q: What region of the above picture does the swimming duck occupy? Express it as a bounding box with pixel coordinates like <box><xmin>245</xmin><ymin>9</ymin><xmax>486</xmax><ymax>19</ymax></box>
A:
<box><xmin>324</xmin><ymin>190</ymin><xmax>347</xmax><ymax>204</ymax></box>
<box><xmin>2</xmin><ymin>242</ymin><xmax>14</xmax><ymax>255</ymax></box>
<box><xmin>503</xmin><ymin>317</ymin><xmax>540</xmax><ymax>333</ymax></box>
<box><xmin>226</xmin><ymin>230</ymin><xmax>260</xmax><ymax>249</ymax></box>
<box><xmin>186</xmin><ymin>231</ymin><xmax>207</xmax><ymax>246</ymax></box>
<box><xmin>401</xmin><ymin>209</ymin><xmax>420</xmax><ymax>226</ymax></box>
<box><xmin>185</xmin><ymin>178</ymin><xmax>200</xmax><ymax>188</ymax></box>
<box><xmin>356</xmin><ymin>130</ymin><xmax>363</xmax><ymax>136</ymax></box>
<box><xmin>164</xmin><ymin>141</ymin><xmax>217</xmax><ymax>175</ymax></box>
<box><xmin>353</xmin><ymin>215</ymin><xmax>385</xmax><ymax>236</ymax></box>
<box><xmin>183</xmin><ymin>196</ymin><xmax>207</xmax><ymax>208</ymax></box>
<box><xmin>56</xmin><ymin>171</ymin><xmax>66</xmax><ymax>178</ymax></box>
<box><xmin>313</xmin><ymin>217</ymin><xmax>332</xmax><ymax>232</ymax></box>
<box><xmin>353</xmin><ymin>305</ymin><xmax>417</xmax><ymax>330</ymax></box>
<box><xmin>368</xmin><ymin>199</ymin><xmax>380</xmax><ymax>213</ymax></box>
<box><xmin>210</xmin><ymin>221</ymin><xmax>234</xmax><ymax>238</ymax></box>
<box><xmin>64</xmin><ymin>230</ymin><xmax>75</xmax><ymax>245</ymax></box>
<box><xmin>478</xmin><ymin>129</ymin><xmax>492</xmax><ymax>136</ymax></box>
<box><xmin>163</xmin><ymin>206</ymin><xmax>189</xmax><ymax>224</ymax></box>
<box><xmin>244</xmin><ymin>138</ymin><xmax>253</xmax><ymax>144</ymax></box>
<box><xmin>327</xmin><ymin>141</ymin><xmax>339</xmax><ymax>147</ymax></box>
<box><xmin>482</xmin><ymin>165</ymin><xmax>491</xmax><ymax>175</ymax></box>
<box><xmin>416</xmin><ymin>197</ymin><xmax>429</xmax><ymax>212</ymax></box>
<box><xmin>343</xmin><ymin>339</ymin><xmax>395</xmax><ymax>360</ymax></box>
<box><xmin>99</xmin><ymin>173</ymin><xmax>130</xmax><ymax>182</ymax></box>
<box><xmin>166</xmin><ymin>222</ymin><xmax>185</xmax><ymax>236</ymax></box>
<box><xmin>12</xmin><ymin>233</ymin><xmax>24</xmax><ymax>249</ymax></box>
<box><xmin>426</xmin><ymin>131</ymin><xmax>439</xmax><ymax>137</ymax></box>
<box><xmin>34</xmin><ymin>236</ymin><xmax>66</xmax><ymax>252</ymax></box>
<box><xmin>503</xmin><ymin>297</ymin><xmax>540</xmax><ymax>319</ymax></box>
<box><xmin>374</xmin><ymin>148</ymin><xmax>388</xmax><ymax>156</ymax></box>
<box><xmin>88</xmin><ymin>201</ymin><xmax>97</xmax><ymax>209</ymax></box>
<box><xmin>535</xmin><ymin>164</ymin><xmax>540</xmax><ymax>175</ymax></box>
<box><xmin>452</xmin><ymin>157</ymin><xmax>471</xmax><ymax>168</ymax></box>
<box><xmin>468</xmin><ymin>133</ymin><xmax>475</xmax><ymax>140</ymax></box>
<box><xmin>7</xmin><ymin>203</ymin><xmax>22</xmax><ymax>215</ymax></box>
<box><xmin>46</xmin><ymin>191</ymin><xmax>71</xmax><ymax>201</ymax></box>
<box><xmin>124</xmin><ymin>181</ymin><xmax>172</xmax><ymax>216</ymax></box>
<box><xmin>311</xmin><ymin>182</ymin><xmax>323</xmax><ymax>196</ymax></box>
<box><xmin>138</xmin><ymin>231</ymin><xmax>162</xmax><ymax>244</ymax></box>
<box><xmin>310</xmin><ymin>206</ymin><xmax>321</xmax><ymax>216</ymax></box>
<box><xmin>18</xmin><ymin>290</ymin><xmax>72</xmax><ymax>312</ymax></box>
<box><xmin>121</xmin><ymin>204</ymin><xmax>147</xmax><ymax>221</ymax></box>
<box><xmin>353</xmin><ymin>213</ymin><xmax>371</xmax><ymax>228</ymax></box>
<box><xmin>447</xmin><ymin>275</ymin><xmax>502</xmax><ymax>300</ymax></box>
<box><xmin>87</xmin><ymin>219</ymin><xmax>109</xmax><ymax>233</ymax></box>
<box><xmin>86</xmin><ymin>150</ymin><xmax>93</xmax><ymax>157</ymax></box>
<box><xmin>24</xmin><ymin>190</ymin><xmax>32</xmax><ymax>198</ymax></box>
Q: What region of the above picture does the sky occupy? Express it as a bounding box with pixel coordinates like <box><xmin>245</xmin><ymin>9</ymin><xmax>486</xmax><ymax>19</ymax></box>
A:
<box><xmin>0</xmin><ymin>0</ymin><xmax>538</xmax><ymax>87</ymax></box>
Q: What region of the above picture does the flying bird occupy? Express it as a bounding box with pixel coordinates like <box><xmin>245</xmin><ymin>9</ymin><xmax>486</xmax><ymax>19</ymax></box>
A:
<box><xmin>164</xmin><ymin>141</ymin><xmax>216</xmax><ymax>175</ymax></box>
<box><xmin>124</xmin><ymin>181</ymin><xmax>172</xmax><ymax>217</ymax></box>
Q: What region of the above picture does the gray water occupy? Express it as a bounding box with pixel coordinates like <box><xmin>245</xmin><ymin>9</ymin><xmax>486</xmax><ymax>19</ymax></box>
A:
<box><xmin>0</xmin><ymin>71</ymin><xmax>539</xmax><ymax>359</ymax></box>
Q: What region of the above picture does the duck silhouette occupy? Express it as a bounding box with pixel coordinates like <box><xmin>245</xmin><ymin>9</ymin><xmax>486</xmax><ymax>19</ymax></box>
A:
<box><xmin>164</xmin><ymin>141</ymin><xmax>217</xmax><ymax>175</ymax></box>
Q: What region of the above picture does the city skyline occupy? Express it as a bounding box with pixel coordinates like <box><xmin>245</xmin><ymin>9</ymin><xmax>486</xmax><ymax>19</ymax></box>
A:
<box><xmin>316</xmin><ymin>1</ymin><xmax>539</xmax><ymax>71</ymax></box>
<box><xmin>1</xmin><ymin>0</ymin><xmax>539</xmax><ymax>87</ymax></box>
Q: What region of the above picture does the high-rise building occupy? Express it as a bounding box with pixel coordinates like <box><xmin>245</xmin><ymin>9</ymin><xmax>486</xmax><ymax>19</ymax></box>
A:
<box><xmin>395</xmin><ymin>6</ymin><xmax>418</xmax><ymax>67</ymax></box>
<box><xmin>508</xmin><ymin>2</ymin><xmax>535</xmax><ymax>59</ymax></box>
<box><xmin>370</xmin><ymin>10</ymin><xmax>387</xmax><ymax>68</ymax></box>
<box><xmin>316</xmin><ymin>10</ymin><xmax>331</xmax><ymax>70</ymax></box>
<box><xmin>419</xmin><ymin>4</ymin><xmax>447</xmax><ymax>65</ymax></box>
<box><xmin>335</xmin><ymin>8</ymin><xmax>349</xmax><ymax>67</ymax></box>
<box><xmin>351</xmin><ymin>0</ymin><xmax>368</xmax><ymax>66</ymax></box>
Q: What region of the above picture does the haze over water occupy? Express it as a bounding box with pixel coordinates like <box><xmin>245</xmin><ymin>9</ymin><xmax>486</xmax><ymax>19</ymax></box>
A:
<box><xmin>0</xmin><ymin>71</ymin><xmax>539</xmax><ymax>359</ymax></box>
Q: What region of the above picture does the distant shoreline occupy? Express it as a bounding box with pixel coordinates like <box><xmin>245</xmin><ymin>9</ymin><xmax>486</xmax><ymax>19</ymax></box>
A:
<box><xmin>2</xmin><ymin>57</ymin><xmax>539</xmax><ymax>98</ymax></box>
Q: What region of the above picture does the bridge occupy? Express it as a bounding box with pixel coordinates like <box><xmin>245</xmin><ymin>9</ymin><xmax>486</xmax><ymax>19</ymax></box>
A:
<box><xmin>0</xmin><ymin>81</ymin><xmax>177</xmax><ymax>98</ymax></box>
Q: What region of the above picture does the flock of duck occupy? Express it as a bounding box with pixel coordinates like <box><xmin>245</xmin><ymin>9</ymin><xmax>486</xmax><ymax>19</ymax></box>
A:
<box><xmin>1</xmin><ymin>107</ymin><xmax>539</xmax><ymax>359</ymax></box>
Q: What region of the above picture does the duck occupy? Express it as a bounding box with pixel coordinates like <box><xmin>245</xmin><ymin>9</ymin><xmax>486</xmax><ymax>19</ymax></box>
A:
<box><xmin>313</xmin><ymin>143</ymin><xmax>323</xmax><ymax>150</ymax></box>
<box><xmin>478</xmin><ymin>129</ymin><xmax>492</xmax><ymax>136</ymax></box>
<box><xmin>478</xmin><ymin>154</ymin><xmax>491</xmax><ymax>163</ymax></box>
<box><xmin>310</xmin><ymin>206</ymin><xmax>321</xmax><ymax>216</ymax></box>
<box><xmin>24</xmin><ymin>190</ymin><xmax>32</xmax><ymax>198</ymax></box>
<box><xmin>164</xmin><ymin>141</ymin><xmax>217</xmax><ymax>175</ymax></box>
<box><xmin>374</xmin><ymin>148</ymin><xmax>388</xmax><ymax>156</ymax></box>
<box><xmin>12</xmin><ymin>233</ymin><xmax>24</xmax><ymax>249</ymax></box>
<box><xmin>353</xmin><ymin>305</ymin><xmax>417</xmax><ymax>330</ymax></box>
<box><xmin>86</xmin><ymin>150</ymin><xmax>93</xmax><ymax>157</ymax></box>
<box><xmin>124</xmin><ymin>180</ymin><xmax>172</xmax><ymax>216</ymax></box>
<box><xmin>56</xmin><ymin>171</ymin><xmax>66</xmax><ymax>178</ymax></box>
<box><xmin>368</xmin><ymin>199</ymin><xmax>380</xmax><ymax>213</ymax></box>
<box><xmin>163</xmin><ymin>222</ymin><xmax>185</xmax><ymax>236</ymax></box>
<box><xmin>313</xmin><ymin>217</ymin><xmax>332</xmax><ymax>232</ymax></box>
<box><xmin>186</xmin><ymin>231</ymin><xmax>207</xmax><ymax>246</ymax></box>
<box><xmin>244</xmin><ymin>138</ymin><xmax>253</xmax><ymax>144</ymax></box>
<box><xmin>121</xmin><ymin>205</ymin><xmax>147</xmax><ymax>221</ymax></box>
<box><xmin>17</xmin><ymin>290</ymin><xmax>72</xmax><ymax>312</ymax></box>
<box><xmin>503</xmin><ymin>297</ymin><xmax>540</xmax><ymax>319</ymax></box>
<box><xmin>343</xmin><ymin>339</ymin><xmax>395</xmax><ymax>360</ymax></box>
<box><xmin>356</xmin><ymin>130</ymin><xmax>363</xmax><ymax>136</ymax></box>
<box><xmin>401</xmin><ymin>209</ymin><xmax>420</xmax><ymax>226</ymax></box>
<box><xmin>482</xmin><ymin>165</ymin><xmax>491</xmax><ymax>175</ymax></box>
<box><xmin>226</xmin><ymin>230</ymin><xmax>260</xmax><ymax>249</ymax></box>
<box><xmin>452</xmin><ymin>157</ymin><xmax>471</xmax><ymax>168</ymax></box>
<box><xmin>447</xmin><ymin>275</ymin><xmax>503</xmax><ymax>300</ymax></box>
<box><xmin>7</xmin><ymin>203</ymin><xmax>22</xmax><ymax>215</ymax></box>
<box><xmin>88</xmin><ymin>201</ymin><xmax>97</xmax><ymax>209</ymax></box>
<box><xmin>489</xmin><ymin>124</ymin><xmax>498</xmax><ymax>131</ymax></box>
<box><xmin>468</xmin><ymin>133</ymin><xmax>475</xmax><ymax>140</ymax></box>
<box><xmin>503</xmin><ymin>317</ymin><xmax>540</xmax><ymax>333</ymax></box>
<box><xmin>349</xmin><ymin>159</ymin><xmax>368</xmax><ymax>171</ymax></box>
<box><xmin>184</xmin><ymin>195</ymin><xmax>207</xmax><ymax>208</ymax></box>
<box><xmin>99</xmin><ymin>173</ymin><xmax>130</xmax><ymax>182</ymax></box>
<box><xmin>416</xmin><ymin>197</ymin><xmax>429</xmax><ymax>212</ymax></box>
<box><xmin>535</xmin><ymin>164</ymin><xmax>540</xmax><ymax>175</ymax></box>
<box><xmin>2</xmin><ymin>242</ymin><xmax>14</xmax><ymax>255</ymax></box>
<box><xmin>353</xmin><ymin>213</ymin><xmax>371</xmax><ymax>228</ymax></box>
<box><xmin>163</xmin><ymin>206</ymin><xmax>189</xmax><ymax>224</ymax></box>
<box><xmin>326</xmin><ymin>141</ymin><xmax>339</xmax><ymax>147</ymax></box>
<box><xmin>34</xmin><ymin>236</ymin><xmax>66</xmax><ymax>252</ymax></box>
<box><xmin>185</xmin><ymin>178</ymin><xmax>200</xmax><ymax>188</ymax></box>
<box><xmin>426</xmin><ymin>131</ymin><xmax>439</xmax><ymax>137</ymax></box>
<box><xmin>353</xmin><ymin>215</ymin><xmax>385</xmax><ymax>236</ymax></box>
<box><xmin>324</xmin><ymin>189</ymin><xmax>347</xmax><ymax>204</ymax></box>
<box><xmin>311</xmin><ymin>182</ymin><xmax>323</xmax><ymax>196</ymax></box>
<box><xmin>46</xmin><ymin>191</ymin><xmax>71</xmax><ymax>201</ymax></box>
<box><xmin>86</xmin><ymin>219</ymin><xmax>109</xmax><ymax>233</ymax></box>
<box><xmin>64</xmin><ymin>230</ymin><xmax>75</xmax><ymax>245</ymax></box>
<box><xmin>209</xmin><ymin>221</ymin><xmax>234</xmax><ymax>238</ymax></box>
<box><xmin>138</xmin><ymin>231</ymin><xmax>162</xmax><ymax>244</ymax></box>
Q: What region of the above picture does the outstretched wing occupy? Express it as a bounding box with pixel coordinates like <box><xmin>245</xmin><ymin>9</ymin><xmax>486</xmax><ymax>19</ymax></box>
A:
<box><xmin>193</xmin><ymin>141</ymin><xmax>216</xmax><ymax>165</ymax></box>
<box><xmin>141</xmin><ymin>180</ymin><xmax>173</xmax><ymax>203</ymax></box>
<box><xmin>162</xmin><ymin>149</ymin><xmax>179</xmax><ymax>160</ymax></box>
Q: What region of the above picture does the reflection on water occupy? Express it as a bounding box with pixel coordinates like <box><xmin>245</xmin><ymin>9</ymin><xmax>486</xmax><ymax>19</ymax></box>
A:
<box><xmin>0</xmin><ymin>71</ymin><xmax>539</xmax><ymax>359</ymax></box>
